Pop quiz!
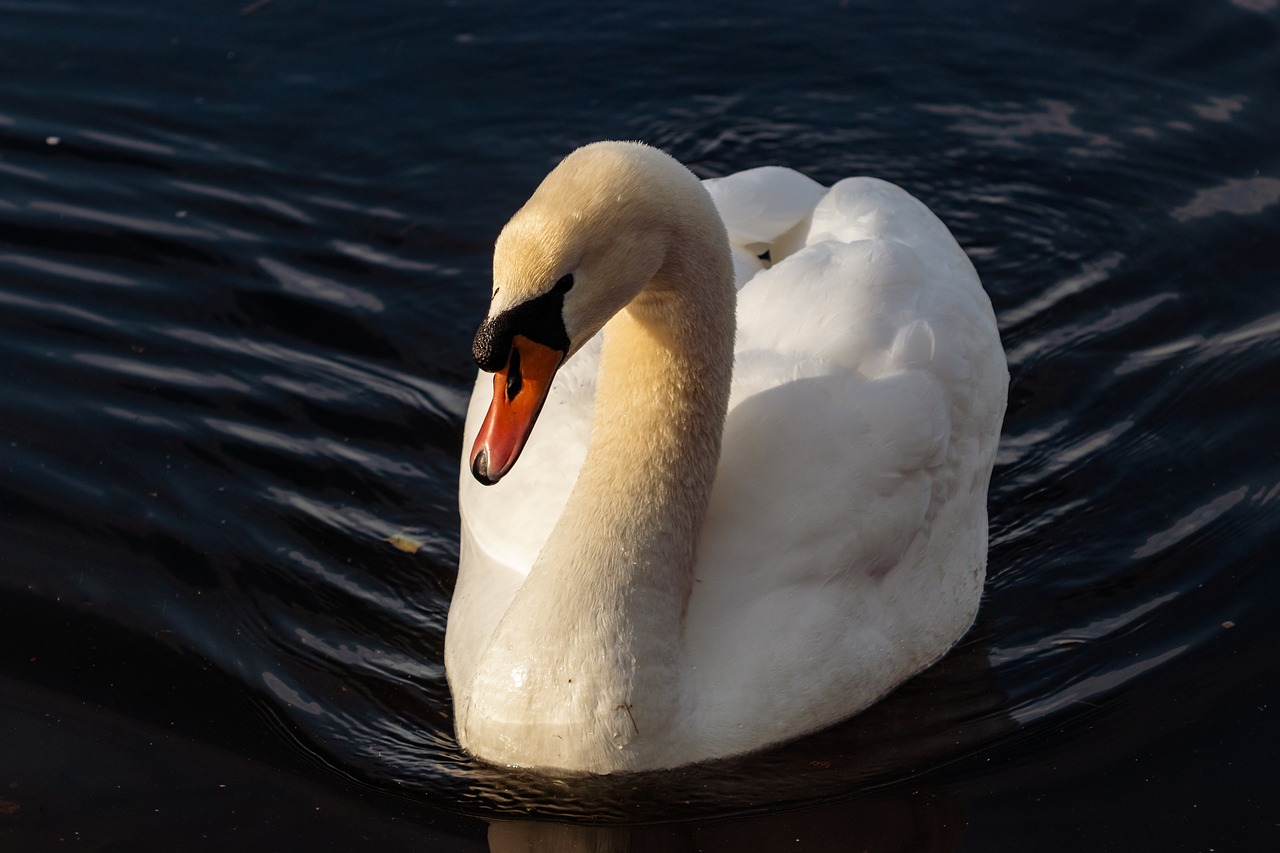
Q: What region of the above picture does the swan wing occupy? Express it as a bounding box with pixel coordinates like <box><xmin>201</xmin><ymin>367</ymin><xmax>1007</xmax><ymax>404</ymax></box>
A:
<box><xmin>705</xmin><ymin>166</ymin><xmax>827</xmax><ymax>288</ymax></box>
<box><xmin>684</xmin><ymin>178</ymin><xmax>1007</xmax><ymax>738</ymax></box>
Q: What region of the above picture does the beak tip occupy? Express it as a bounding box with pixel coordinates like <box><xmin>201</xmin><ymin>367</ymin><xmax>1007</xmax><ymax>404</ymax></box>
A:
<box><xmin>471</xmin><ymin>448</ymin><xmax>499</xmax><ymax>486</ymax></box>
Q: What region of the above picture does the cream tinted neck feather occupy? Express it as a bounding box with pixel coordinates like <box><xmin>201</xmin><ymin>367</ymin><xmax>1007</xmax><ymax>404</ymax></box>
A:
<box><xmin>460</xmin><ymin>175</ymin><xmax>736</xmax><ymax>771</ymax></box>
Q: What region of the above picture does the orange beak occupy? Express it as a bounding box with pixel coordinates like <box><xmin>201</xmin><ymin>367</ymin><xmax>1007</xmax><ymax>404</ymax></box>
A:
<box><xmin>469</xmin><ymin>335</ymin><xmax>565</xmax><ymax>485</ymax></box>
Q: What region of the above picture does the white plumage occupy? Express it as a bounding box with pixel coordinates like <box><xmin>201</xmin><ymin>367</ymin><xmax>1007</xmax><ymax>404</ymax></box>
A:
<box><xmin>447</xmin><ymin>143</ymin><xmax>1007</xmax><ymax>773</ymax></box>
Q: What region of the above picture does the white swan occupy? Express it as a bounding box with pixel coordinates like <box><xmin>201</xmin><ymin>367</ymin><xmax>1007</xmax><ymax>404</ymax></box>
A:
<box><xmin>446</xmin><ymin>141</ymin><xmax>1007</xmax><ymax>774</ymax></box>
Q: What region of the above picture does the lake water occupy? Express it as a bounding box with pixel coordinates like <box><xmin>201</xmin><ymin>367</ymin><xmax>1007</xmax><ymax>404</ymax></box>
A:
<box><xmin>2</xmin><ymin>0</ymin><xmax>1279</xmax><ymax>850</ymax></box>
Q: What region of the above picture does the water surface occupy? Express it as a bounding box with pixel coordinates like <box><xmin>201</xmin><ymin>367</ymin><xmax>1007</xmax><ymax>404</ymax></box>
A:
<box><xmin>2</xmin><ymin>0</ymin><xmax>1279</xmax><ymax>850</ymax></box>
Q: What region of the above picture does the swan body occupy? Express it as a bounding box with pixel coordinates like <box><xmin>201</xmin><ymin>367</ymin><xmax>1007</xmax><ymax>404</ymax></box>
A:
<box><xmin>446</xmin><ymin>141</ymin><xmax>1008</xmax><ymax>774</ymax></box>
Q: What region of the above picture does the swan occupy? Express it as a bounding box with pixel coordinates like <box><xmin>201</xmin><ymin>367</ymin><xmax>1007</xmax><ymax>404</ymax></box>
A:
<box><xmin>446</xmin><ymin>141</ymin><xmax>1008</xmax><ymax>774</ymax></box>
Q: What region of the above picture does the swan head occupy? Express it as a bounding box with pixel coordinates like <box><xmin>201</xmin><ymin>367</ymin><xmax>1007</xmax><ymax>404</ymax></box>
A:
<box><xmin>469</xmin><ymin>142</ymin><xmax>696</xmax><ymax>485</ymax></box>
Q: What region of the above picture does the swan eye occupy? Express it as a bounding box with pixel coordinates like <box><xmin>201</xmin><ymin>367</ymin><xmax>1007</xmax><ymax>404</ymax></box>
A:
<box><xmin>552</xmin><ymin>274</ymin><xmax>574</xmax><ymax>294</ymax></box>
<box><xmin>505</xmin><ymin>346</ymin><xmax>523</xmax><ymax>401</ymax></box>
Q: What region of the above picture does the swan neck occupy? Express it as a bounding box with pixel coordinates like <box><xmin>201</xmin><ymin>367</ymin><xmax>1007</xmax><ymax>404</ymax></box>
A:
<box><xmin>552</xmin><ymin>225</ymin><xmax>736</xmax><ymax>599</ymax></box>
<box><xmin>461</xmin><ymin>157</ymin><xmax>736</xmax><ymax>770</ymax></box>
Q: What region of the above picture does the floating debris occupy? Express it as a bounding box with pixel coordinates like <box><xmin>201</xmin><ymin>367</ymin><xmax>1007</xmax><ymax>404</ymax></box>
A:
<box><xmin>387</xmin><ymin>532</ymin><xmax>423</xmax><ymax>554</ymax></box>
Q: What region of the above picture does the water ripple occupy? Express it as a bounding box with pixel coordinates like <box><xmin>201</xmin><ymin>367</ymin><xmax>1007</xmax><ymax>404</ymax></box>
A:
<box><xmin>1</xmin><ymin>0</ymin><xmax>1278</xmax><ymax>842</ymax></box>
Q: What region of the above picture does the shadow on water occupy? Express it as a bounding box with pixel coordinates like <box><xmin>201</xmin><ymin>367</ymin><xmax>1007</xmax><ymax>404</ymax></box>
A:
<box><xmin>486</xmin><ymin>788</ymin><xmax>967</xmax><ymax>853</ymax></box>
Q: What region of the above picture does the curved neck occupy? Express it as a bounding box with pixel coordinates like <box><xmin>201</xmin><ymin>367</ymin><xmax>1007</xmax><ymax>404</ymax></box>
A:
<box><xmin>460</xmin><ymin>154</ymin><xmax>737</xmax><ymax>769</ymax></box>
<box><xmin>463</xmin><ymin>211</ymin><xmax>735</xmax><ymax>770</ymax></box>
<box><xmin>547</xmin><ymin>261</ymin><xmax>736</xmax><ymax>599</ymax></box>
<box><xmin>531</xmin><ymin>169</ymin><xmax>738</xmax><ymax>612</ymax></box>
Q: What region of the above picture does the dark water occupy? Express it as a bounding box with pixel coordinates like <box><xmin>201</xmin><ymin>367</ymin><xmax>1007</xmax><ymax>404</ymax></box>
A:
<box><xmin>3</xmin><ymin>0</ymin><xmax>1279</xmax><ymax>849</ymax></box>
